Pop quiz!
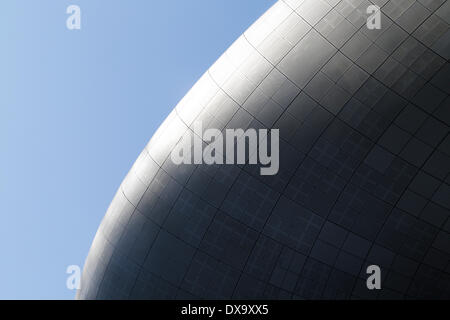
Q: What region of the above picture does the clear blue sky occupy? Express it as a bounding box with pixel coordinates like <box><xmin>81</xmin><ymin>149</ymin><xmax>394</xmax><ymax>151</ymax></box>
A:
<box><xmin>0</xmin><ymin>0</ymin><xmax>276</xmax><ymax>299</ymax></box>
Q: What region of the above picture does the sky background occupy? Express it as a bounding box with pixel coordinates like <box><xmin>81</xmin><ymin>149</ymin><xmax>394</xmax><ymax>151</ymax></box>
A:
<box><xmin>0</xmin><ymin>0</ymin><xmax>276</xmax><ymax>299</ymax></box>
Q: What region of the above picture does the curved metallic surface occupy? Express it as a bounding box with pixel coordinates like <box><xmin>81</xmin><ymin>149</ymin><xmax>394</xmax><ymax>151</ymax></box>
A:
<box><xmin>78</xmin><ymin>0</ymin><xmax>450</xmax><ymax>299</ymax></box>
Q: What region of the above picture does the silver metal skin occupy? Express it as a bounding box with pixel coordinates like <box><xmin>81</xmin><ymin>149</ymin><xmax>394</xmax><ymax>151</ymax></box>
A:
<box><xmin>78</xmin><ymin>0</ymin><xmax>450</xmax><ymax>300</ymax></box>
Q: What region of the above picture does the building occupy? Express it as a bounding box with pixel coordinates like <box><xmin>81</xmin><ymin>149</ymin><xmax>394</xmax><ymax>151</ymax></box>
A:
<box><xmin>77</xmin><ymin>0</ymin><xmax>450</xmax><ymax>299</ymax></box>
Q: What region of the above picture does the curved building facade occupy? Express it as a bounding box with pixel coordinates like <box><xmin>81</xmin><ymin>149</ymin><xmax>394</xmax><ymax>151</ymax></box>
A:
<box><xmin>78</xmin><ymin>0</ymin><xmax>450</xmax><ymax>299</ymax></box>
